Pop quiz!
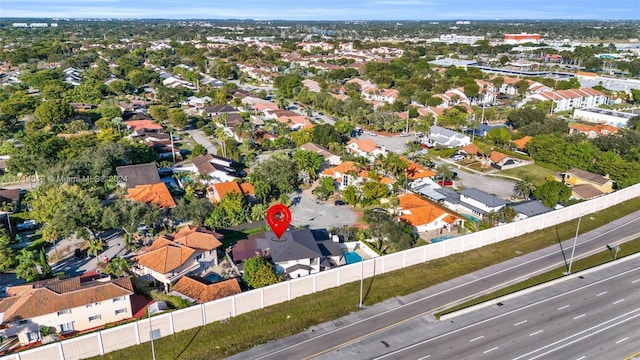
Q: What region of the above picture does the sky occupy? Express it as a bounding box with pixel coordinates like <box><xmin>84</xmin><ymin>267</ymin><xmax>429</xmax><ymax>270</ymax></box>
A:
<box><xmin>2</xmin><ymin>0</ymin><xmax>639</xmax><ymax>20</ymax></box>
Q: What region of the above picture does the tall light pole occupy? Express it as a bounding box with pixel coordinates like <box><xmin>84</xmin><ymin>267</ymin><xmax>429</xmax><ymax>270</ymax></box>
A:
<box><xmin>358</xmin><ymin>259</ymin><xmax>364</xmax><ymax>309</ymax></box>
<box><xmin>148</xmin><ymin>307</ymin><xmax>156</xmax><ymax>360</ymax></box>
<box><xmin>566</xmin><ymin>213</ymin><xmax>583</xmax><ymax>275</ymax></box>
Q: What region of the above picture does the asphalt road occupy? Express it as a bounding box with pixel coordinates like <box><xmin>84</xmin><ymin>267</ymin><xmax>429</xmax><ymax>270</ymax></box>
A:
<box><xmin>368</xmin><ymin>256</ymin><xmax>640</xmax><ymax>360</ymax></box>
<box><xmin>228</xmin><ymin>210</ymin><xmax>640</xmax><ymax>360</ymax></box>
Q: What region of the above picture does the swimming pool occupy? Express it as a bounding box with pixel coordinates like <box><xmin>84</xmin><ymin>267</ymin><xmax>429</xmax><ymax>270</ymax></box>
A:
<box><xmin>204</xmin><ymin>272</ymin><xmax>223</xmax><ymax>282</ymax></box>
<box><xmin>462</xmin><ymin>214</ymin><xmax>481</xmax><ymax>223</ymax></box>
<box><xmin>431</xmin><ymin>235</ymin><xmax>454</xmax><ymax>243</ymax></box>
<box><xmin>344</xmin><ymin>251</ymin><xmax>363</xmax><ymax>264</ymax></box>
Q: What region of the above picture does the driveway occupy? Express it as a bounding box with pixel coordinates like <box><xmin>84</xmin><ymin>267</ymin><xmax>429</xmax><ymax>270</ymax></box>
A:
<box><xmin>49</xmin><ymin>230</ymin><xmax>128</xmax><ymax>277</ymax></box>
<box><xmin>289</xmin><ymin>190</ymin><xmax>358</xmax><ymax>230</ymax></box>
<box><xmin>435</xmin><ymin>158</ymin><xmax>517</xmax><ymax>199</ymax></box>
<box><xmin>185</xmin><ymin>129</ymin><xmax>218</xmax><ymax>154</ymax></box>
<box><xmin>357</xmin><ymin>133</ymin><xmax>418</xmax><ymax>154</ymax></box>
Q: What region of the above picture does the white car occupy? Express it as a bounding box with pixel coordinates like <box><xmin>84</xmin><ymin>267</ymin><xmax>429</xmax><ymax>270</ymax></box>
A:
<box><xmin>451</xmin><ymin>154</ymin><xmax>466</xmax><ymax>161</ymax></box>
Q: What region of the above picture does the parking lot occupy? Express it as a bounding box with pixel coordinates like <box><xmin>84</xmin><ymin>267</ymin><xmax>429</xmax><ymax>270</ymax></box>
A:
<box><xmin>289</xmin><ymin>189</ymin><xmax>358</xmax><ymax>229</ymax></box>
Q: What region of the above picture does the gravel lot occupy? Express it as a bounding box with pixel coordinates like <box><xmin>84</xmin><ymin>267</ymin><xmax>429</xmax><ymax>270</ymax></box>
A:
<box><xmin>289</xmin><ymin>189</ymin><xmax>358</xmax><ymax>229</ymax></box>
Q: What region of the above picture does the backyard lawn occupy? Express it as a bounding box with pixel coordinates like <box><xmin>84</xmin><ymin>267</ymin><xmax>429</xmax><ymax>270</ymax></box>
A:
<box><xmin>499</xmin><ymin>163</ymin><xmax>557</xmax><ymax>185</ymax></box>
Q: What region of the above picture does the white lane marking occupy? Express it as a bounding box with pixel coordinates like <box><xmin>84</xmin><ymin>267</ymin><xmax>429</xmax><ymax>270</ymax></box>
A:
<box><xmin>514</xmin><ymin>320</ymin><xmax>528</xmax><ymax>326</ymax></box>
<box><xmin>574</xmin><ymin>314</ymin><xmax>586</xmax><ymax>319</ymax></box>
<box><xmin>596</xmin><ymin>291</ymin><xmax>607</xmax><ymax>296</ymax></box>
<box><xmin>632</xmin><ymin>278</ymin><xmax>640</xmax><ymax>283</ymax></box>
<box><xmin>484</xmin><ymin>347</ymin><xmax>499</xmax><ymax>354</ymax></box>
<box><xmin>576</xmin><ymin>356</ymin><xmax>586</xmax><ymax>360</ymax></box>
<box><xmin>616</xmin><ymin>337</ymin><xmax>629</xmax><ymax>344</ymax></box>
<box><xmin>530</xmin><ymin>330</ymin><xmax>544</xmax><ymax>336</ymax></box>
<box><xmin>513</xmin><ymin>307</ymin><xmax>640</xmax><ymax>360</ymax></box>
<box><xmin>558</xmin><ymin>305</ymin><xmax>570</xmax><ymax>310</ymax></box>
<box><xmin>417</xmin><ymin>355</ymin><xmax>431</xmax><ymax>360</ymax></box>
<box><xmin>613</xmin><ymin>299</ymin><xmax>624</xmax><ymax>305</ymax></box>
<box><xmin>469</xmin><ymin>335</ymin><xmax>484</xmax><ymax>342</ymax></box>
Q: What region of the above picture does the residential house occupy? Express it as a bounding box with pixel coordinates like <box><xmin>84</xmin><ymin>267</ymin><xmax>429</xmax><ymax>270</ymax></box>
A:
<box><xmin>510</xmin><ymin>200</ymin><xmax>554</xmax><ymax>221</ymax></box>
<box><xmin>116</xmin><ymin>163</ymin><xmax>161</xmax><ymax>189</ymax></box>
<box><xmin>263</xmin><ymin>109</ymin><xmax>312</xmax><ymax>130</ymax></box>
<box><xmin>397</xmin><ymin>193</ymin><xmax>464</xmax><ymax>233</ymax></box>
<box><xmin>426</xmin><ymin>126</ymin><xmax>471</xmax><ymax>148</ymax></box>
<box><xmin>184</xmin><ymin>96</ymin><xmax>212</xmax><ymax>109</ymax></box>
<box><xmin>69</xmin><ymin>103</ymin><xmax>94</xmax><ymax>113</ymax></box>
<box><xmin>488</xmin><ymin>151</ymin><xmax>523</xmax><ymax>170</ymax></box>
<box><xmin>404</xmin><ymin>159</ymin><xmax>437</xmax><ymax>188</ymax></box>
<box><xmin>191</xmin><ymin>154</ymin><xmax>241</xmax><ymax>183</ymax></box>
<box><xmin>568</xmin><ymin>123</ymin><xmax>618</xmax><ymax>139</ymax></box>
<box><xmin>511</xmin><ymin>136</ymin><xmax>532</xmax><ymax>152</ymax></box>
<box><xmin>125</xmin><ymin>182</ymin><xmax>176</xmax><ymax>209</ymax></box>
<box><xmin>439</xmin><ymin>188</ymin><xmax>508</xmax><ymax>218</ymax></box>
<box><xmin>524</xmin><ymin>88</ymin><xmax>607</xmax><ymax>112</ymax></box>
<box><xmin>0</xmin><ymin>188</ymin><xmax>24</xmax><ymax>212</ymax></box>
<box><xmin>554</xmin><ymin>168</ymin><xmax>614</xmax><ymax>200</ymax></box>
<box><xmin>249</xmin><ymin>228</ymin><xmax>329</xmax><ymax>279</ymax></box>
<box><xmin>171</xmin><ymin>277</ymin><xmax>241</xmax><ymax>304</ymax></box>
<box><xmin>300</xmin><ymin>142</ymin><xmax>342</xmax><ymax>169</ymax></box>
<box><xmin>207</xmin><ymin>181</ymin><xmax>255</xmax><ymax>203</ymax></box>
<box><xmin>125</xmin><ymin>120</ymin><xmax>164</xmax><ymax>136</ymax></box>
<box><xmin>345</xmin><ymin>139</ymin><xmax>387</xmax><ymax>160</ymax></box>
<box><xmin>202</xmin><ymin>104</ymin><xmax>239</xmax><ymax>118</ymax></box>
<box><xmin>320</xmin><ymin>161</ymin><xmax>395</xmax><ymax>191</ymax></box>
<box><xmin>132</xmin><ymin>226</ymin><xmax>223</xmax><ymax>291</ymax></box>
<box><xmin>302</xmin><ymin>79</ymin><xmax>321</xmax><ymax>92</ymax></box>
<box><xmin>0</xmin><ymin>276</ymin><xmax>134</xmax><ymax>345</ymax></box>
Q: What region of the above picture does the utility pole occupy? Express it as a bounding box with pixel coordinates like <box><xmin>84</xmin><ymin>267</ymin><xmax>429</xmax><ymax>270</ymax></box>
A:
<box><xmin>358</xmin><ymin>259</ymin><xmax>364</xmax><ymax>309</ymax></box>
<box><xmin>566</xmin><ymin>213</ymin><xmax>583</xmax><ymax>275</ymax></box>
<box><xmin>170</xmin><ymin>131</ymin><xmax>176</xmax><ymax>163</ymax></box>
<box><xmin>148</xmin><ymin>309</ymin><xmax>156</xmax><ymax>360</ymax></box>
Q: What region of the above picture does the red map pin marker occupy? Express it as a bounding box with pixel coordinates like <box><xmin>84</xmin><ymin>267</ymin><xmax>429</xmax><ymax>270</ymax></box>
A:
<box><xmin>266</xmin><ymin>204</ymin><xmax>292</xmax><ymax>240</ymax></box>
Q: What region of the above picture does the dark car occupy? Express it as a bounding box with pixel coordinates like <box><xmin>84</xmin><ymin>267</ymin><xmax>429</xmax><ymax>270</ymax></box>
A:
<box><xmin>334</xmin><ymin>200</ymin><xmax>345</xmax><ymax>206</ymax></box>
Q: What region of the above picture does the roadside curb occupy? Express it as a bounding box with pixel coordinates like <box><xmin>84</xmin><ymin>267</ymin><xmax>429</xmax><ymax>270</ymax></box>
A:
<box><xmin>439</xmin><ymin>250</ymin><xmax>640</xmax><ymax>321</ymax></box>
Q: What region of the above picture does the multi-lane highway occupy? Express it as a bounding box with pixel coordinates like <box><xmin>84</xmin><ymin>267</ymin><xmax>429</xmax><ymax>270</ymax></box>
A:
<box><xmin>363</xmin><ymin>255</ymin><xmax>640</xmax><ymax>360</ymax></box>
<box><xmin>229</xmin><ymin>210</ymin><xmax>640</xmax><ymax>360</ymax></box>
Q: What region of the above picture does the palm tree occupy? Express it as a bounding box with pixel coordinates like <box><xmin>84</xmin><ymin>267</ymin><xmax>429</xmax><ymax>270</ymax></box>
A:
<box><xmin>86</xmin><ymin>239</ymin><xmax>104</xmax><ymax>258</ymax></box>
<box><xmin>435</xmin><ymin>163</ymin><xmax>454</xmax><ymax>185</ymax></box>
<box><xmin>482</xmin><ymin>210</ymin><xmax>501</xmax><ymax>227</ymax></box>
<box><xmin>500</xmin><ymin>206</ymin><xmax>518</xmax><ymax>223</ymax></box>
<box><xmin>513</xmin><ymin>177</ymin><xmax>536</xmax><ymax>200</ymax></box>
<box><xmin>104</xmin><ymin>257</ymin><xmax>131</xmax><ymax>277</ymax></box>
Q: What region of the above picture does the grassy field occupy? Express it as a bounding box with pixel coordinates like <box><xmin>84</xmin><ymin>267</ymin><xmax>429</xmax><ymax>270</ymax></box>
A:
<box><xmin>499</xmin><ymin>163</ymin><xmax>557</xmax><ymax>185</ymax></box>
<box><xmin>436</xmin><ymin>235</ymin><xmax>640</xmax><ymax>318</ymax></box>
<box><xmin>87</xmin><ymin>199</ymin><xmax>640</xmax><ymax>360</ymax></box>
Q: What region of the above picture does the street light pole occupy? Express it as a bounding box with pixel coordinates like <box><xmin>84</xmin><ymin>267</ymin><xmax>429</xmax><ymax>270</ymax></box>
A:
<box><xmin>148</xmin><ymin>309</ymin><xmax>156</xmax><ymax>360</ymax></box>
<box><xmin>567</xmin><ymin>213</ymin><xmax>583</xmax><ymax>275</ymax></box>
<box><xmin>358</xmin><ymin>259</ymin><xmax>364</xmax><ymax>309</ymax></box>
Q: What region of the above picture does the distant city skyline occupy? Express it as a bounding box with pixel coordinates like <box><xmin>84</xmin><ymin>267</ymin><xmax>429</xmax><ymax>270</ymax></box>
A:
<box><xmin>2</xmin><ymin>0</ymin><xmax>639</xmax><ymax>20</ymax></box>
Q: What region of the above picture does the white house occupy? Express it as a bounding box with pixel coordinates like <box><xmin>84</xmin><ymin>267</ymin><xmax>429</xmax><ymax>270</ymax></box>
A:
<box><xmin>345</xmin><ymin>139</ymin><xmax>387</xmax><ymax>160</ymax></box>
<box><xmin>457</xmin><ymin>188</ymin><xmax>509</xmax><ymax>217</ymax></box>
<box><xmin>0</xmin><ymin>276</ymin><xmax>134</xmax><ymax>345</ymax></box>
<box><xmin>397</xmin><ymin>193</ymin><xmax>464</xmax><ymax>233</ymax></box>
<box><xmin>524</xmin><ymin>88</ymin><xmax>607</xmax><ymax>112</ymax></box>
<box><xmin>191</xmin><ymin>154</ymin><xmax>241</xmax><ymax>183</ymax></box>
<box><xmin>426</xmin><ymin>126</ymin><xmax>471</xmax><ymax>148</ymax></box>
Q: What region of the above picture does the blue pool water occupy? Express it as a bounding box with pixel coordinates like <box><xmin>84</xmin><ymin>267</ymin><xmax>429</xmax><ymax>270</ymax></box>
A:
<box><xmin>344</xmin><ymin>251</ymin><xmax>363</xmax><ymax>264</ymax></box>
<box><xmin>205</xmin><ymin>272</ymin><xmax>223</xmax><ymax>282</ymax></box>
<box><xmin>462</xmin><ymin>214</ymin><xmax>481</xmax><ymax>223</ymax></box>
<box><xmin>431</xmin><ymin>235</ymin><xmax>454</xmax><ymax>243</ymax></box>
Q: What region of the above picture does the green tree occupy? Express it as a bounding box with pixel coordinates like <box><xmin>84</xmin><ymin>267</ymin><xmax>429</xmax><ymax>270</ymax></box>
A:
<box><xmin>148</xmin><ymin>105</ymin><xmax>169</xmax><ymax>122</ymax></box>
<box><xmin>0</xmin><ymin>231</ymin><xmax>15</xmax><ymax>272</ymax></box>
<box><xmin>486</xmin><ymin>127</ymin><xmax>511</xmax><ymax>147</ymax></box>
<box><xmin>311</xmin><ymin>124</ymin><xmax>342</xmax><ymax>147</ymax></box>
<box><xmin>205</xmin><ymin>192</ymin><xmax>250</xmax><ymax>228</ymax></box>
<box><xmin>87</xmin><ymin>238</ymin><xmax>105</xmax><ymax>258</ymax></box>
<box><xmin>168</xmin><ymin>108</ymin><xmax>189</xmax><ymax>129</ymax></box>
<box><xmin>192</xmin><ymin>143</ymin><xmax>208</xmax><ymax>157</ymax></box>
<box><xmin>313</xmin><ymin>177</ymin><xmax>336</xmax><ymax>201</ymax></box>
<box><xmin>293</xmin><ymin>150</ymin><xmax>324</xmax><ymax>181</ymax></box>
<box><xmin>172</xmin><ymin>198</ymin><xmax>213</xmax><ymax>227</ymax></box>
<box><xmin>513</xmin><ymin>177</ymin><xmax>537</xmax><ymax>200</ymax></box>
<box><xmin>102</xmin><ymin>199</ymin><xmax>160</xmax><ymax>246</ymax></box>
<box><xmin>436</xmin><ymin>163</ymin><xmax>455</xmax><ymax>183</ymax></box>
<box><xmin>533</xmin><ymin>180</ymin><xmax>572</xmax><ymax>208</ymax></box>
<box><xmin>16</xmin><ymin>249</ymin><xmax>39</xmax><ymax>282</ymax></box>
<box><xmin>243</xmin><ymin>256</ymin><xmax>281</xmax><ymax>289</ymax></box>
<box><xmin>500</xmin><ymin>206</ymin><xmax>518</xmax><ymax>223</ymax></box>
<box><xmin>38</xmin><ymin>248</ymin><xmax>52</xmax><ymax>278</ymax></box>
<box><xmin>362</xmin><ymin>181</ymin><xmax>390</xmax><ymax>205</ymax></box>
<box><xmin>34</xmin><ymin>100</ymin><xmax>74</xmax><ymax>126</ymax></box>
<box><xmin>249</xmin><ymin>153</ymin><xmax>298</xmax><ymax>203</ymax></box>
<box><xmin>104</xmin><ymin>257</ymin><xmax>131</xmax><ymax>277</ymax></box>
<box><xmin>343</xmin><ymin>185</ymin><xmax>360</xmax><ymax>206</ymax></box>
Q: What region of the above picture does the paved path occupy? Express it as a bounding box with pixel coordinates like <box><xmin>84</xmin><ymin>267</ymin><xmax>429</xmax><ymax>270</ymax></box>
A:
<box><xmin>185</xmin><ymin>129</ymin><xmax>218</xmax><ymax>154</ymax></box>
<box><xmin>229</xmin><ymin>210</ymin><xmax>640</xmax><ymax>360</ymax></box>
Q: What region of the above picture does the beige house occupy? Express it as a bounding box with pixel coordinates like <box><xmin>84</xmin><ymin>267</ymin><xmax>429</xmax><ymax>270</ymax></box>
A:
<box><xmin>0</xmin><ymin>276</ymin><xmax>133</xmax><ymax>345</ymax></box>
<box><xmin>132</xmin><ymin>226</ymin><xmax>223</xmax><ymax>291</ymax></box>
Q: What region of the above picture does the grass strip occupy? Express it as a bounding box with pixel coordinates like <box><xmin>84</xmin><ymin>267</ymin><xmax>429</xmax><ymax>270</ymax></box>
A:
<box><xmin>436</xmin><ymin>235</ymin><xmax>640</xmax><ymax>319</ymax></box>
<box><xmin>88</xmin><ymin>199</ymin><xmax>640</xmax><ymax>360</ymax></box>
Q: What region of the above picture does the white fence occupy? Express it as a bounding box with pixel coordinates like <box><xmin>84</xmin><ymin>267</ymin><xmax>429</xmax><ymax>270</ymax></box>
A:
<box><xmin>3</xmin><ymin>183</ymin><xmax>640</xmax><ymax>360</ymax></box>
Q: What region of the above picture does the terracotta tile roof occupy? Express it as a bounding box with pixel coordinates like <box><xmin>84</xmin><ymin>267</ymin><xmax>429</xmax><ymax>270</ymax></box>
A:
<box><xmin>276</xmin><ymin>115</ymin><xmax>313</xmax><ymax>129</ymax></box>
<box><xmin>512</xmin><ymin>136</ymin><xmax>532</xmax><ymax>149</ymax></box>
<box><xmin>171</xmin><ymin>225</ymin><xmax>223</xmax><ymax>251</ymax></box>
<box><xmin>134</xmin><ymin>244</ymin><xmax>195</xmax><ymax>274</ymax></box>
<box><xmin>210</xmin><ymin>181</ymin><xmax>243</xmax><ymax>202</ymax></box>
<box><xmin>172</xmin><ymin>277</ymin><xmax>241</xmax><ymax>304</ymax></box>
<box><xmin>347</xmin><ymin>139</ymin><xmax>378</xmax><ymax>153</ymax></box>
<box><xmin>404</xmin><ymin>159</ymin><xmax>436</xmax><ymax>180</ymax></box>
<box><xmin>0</xmin><ymin>277</ymin><xmax>133</xmax><ymax>324</ymax></box>
<box><xmin>126</xmin><ymin>182</ymin><xmax>176</xmax><ymax>209</ymax></box>
<box><xmin>240</xmin><ymin>182</ymin><xmax>255</xmax><ymax>195</ymax></box>
<box><xmin>321</xmin><ymin>161</ymin><xmax>358</xmax><ymax>177</ymax></box>
<box><xmin>461</xmin><ymin>143</ymin><xmax>478</xmax><ymax>155</ymax></box>
<box><xmin>489</xmin><ymin>151</ymin><xmax>509</xmax><ymax>163</ymax></box>
<box><xmin>125</xmin><ymin>120</ymin><xmax>163</xmax><ymax>132</ymax></box>
<box><xmin>379</xmin><ymin>176</ymin><xmax>396</xmax><ymax>185</ymax></box>
<box><xmin>398</xmin><ymin>193</ymin><xmax>461</xmax><ymax>228</ymax></box>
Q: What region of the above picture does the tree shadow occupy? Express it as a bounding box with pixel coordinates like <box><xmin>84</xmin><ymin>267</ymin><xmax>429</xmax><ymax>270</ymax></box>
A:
<box><xmin>555</xmin><ymin>221</ymin><xmax>569</xmax><ymax>272</ymax></box>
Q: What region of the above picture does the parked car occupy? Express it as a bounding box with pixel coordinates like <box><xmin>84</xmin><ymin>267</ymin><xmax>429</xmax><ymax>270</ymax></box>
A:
<box><xmin>334</xmin><ymin>200</ymin><xmax>345</xmax><ymax>206</ymax></box>
<box><xmin>437</xmin><ymin>179</ymin><xmax>454</xmax><ymax>186</ymax></box>
<box><xmin>451</xmin><ymin>154</ymin><xmax>466</xmax><ymax>161</ymax></box>
<box><xmin>16</xmin><ymin>220</ymin><xmax>36</xmax><ymax>231</ymax></box>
